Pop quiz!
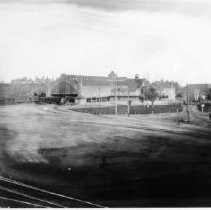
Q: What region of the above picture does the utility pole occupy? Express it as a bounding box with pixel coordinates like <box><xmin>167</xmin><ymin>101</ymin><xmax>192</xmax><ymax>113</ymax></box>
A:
<box><xmin>186</xmin><ymin>84</ymin><xmax>190</xmax><ymax>121</ymax></box>
<box><xmin>177</xmin><ymin>104</ymin><xmax>180</xmax><ymax>125</ymax></box>
<box><xmin>98</xmin><ymin>84</ymin><xmax>101</xmax><ymax>115</ymax></box>
<box><xmin>115</xmin><ymin>80</ymin><xmax>118</xmax><ymax>116</ymax></box>
<box><xmin>127</xmin><ymin>87</ymin><xmax>130</xmax><ymax>117</ymax></box>
<box><xmin>111</xmin><ymin>71</ymin><xmax>118</xmax><ymax>116</ymax></box>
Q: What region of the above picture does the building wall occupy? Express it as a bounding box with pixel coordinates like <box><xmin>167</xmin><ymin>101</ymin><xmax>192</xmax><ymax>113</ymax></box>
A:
<box><xmin>81</xmin><ymin>85</ymin><xmax>112</xmax><ymax>98</ymax></box>
<box><xmin>50</xmin><ymin>78</ymin><xmax>78</xmax><ymax>95</ymax></box>
<box><xmin>182</xmin><ymin>84</ymin><xmax>211</xmax><ymax>101</ymax></box>
<box><xmin>0</xmin><ymin>83</ymin><xmax>49</xmax><ymax>103</ymax></box>
<box><xmin>53</xmin><ymin>73</ymin><xmax>133</xmax><ymax>100</ymax></box>
<box><xmin>160</xmin><ymin>88</ymin><xmax>176</xmax><ymax>100</ymax></box>
<box><xmin>81</xmin><ymin>85</ymin><xmax>140</xmax><ymax>99</ymax></box>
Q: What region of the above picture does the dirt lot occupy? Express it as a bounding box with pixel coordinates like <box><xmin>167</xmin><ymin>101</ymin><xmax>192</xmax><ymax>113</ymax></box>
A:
<box><xmin>0</xmin><ymin>104</ymin><xmax>211</xmax><ymax>207</ymax></box>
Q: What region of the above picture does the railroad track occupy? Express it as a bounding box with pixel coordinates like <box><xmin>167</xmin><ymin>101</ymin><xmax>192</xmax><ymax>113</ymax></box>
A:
<box><xmin>0</xmin><ymin>175</ymin><xmax>106</xmax><ymax>208</ymax></box>
<box><xmin>189</xmin><ymin>105</ymin><xmax>210</xmax><ymax>121</ymax></box>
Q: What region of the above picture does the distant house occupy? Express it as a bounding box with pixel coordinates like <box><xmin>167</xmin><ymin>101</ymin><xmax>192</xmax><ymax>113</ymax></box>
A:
<box><xmin>0</xmin><ymin>82</ymin><xmax>50</xmax><ymax>104</ymax></box>
<box><xmin>183</xmin><ymin>84</ymin><xmax>211</xmax><ymax>101</ymax></box>
<box><xmin>151</xmin><ymin>82</ymin><xmax>176</xmax><ymax>101</ymax></box>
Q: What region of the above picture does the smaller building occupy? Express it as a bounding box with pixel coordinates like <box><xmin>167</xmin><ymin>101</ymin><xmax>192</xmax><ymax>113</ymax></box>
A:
<box><xmin>152</xmin><ymin>83</ymin><xmax>176</xmax><ymax>101</ymax></box>
<box><xmin>0</xmin><ymin>82</ymin><xmax>50</xmax><ymax>104</ymax></box>
<box><xmin>183</xmin><ymin>84</ymin><xmax>211</xmax><ymax>101</ymax></box>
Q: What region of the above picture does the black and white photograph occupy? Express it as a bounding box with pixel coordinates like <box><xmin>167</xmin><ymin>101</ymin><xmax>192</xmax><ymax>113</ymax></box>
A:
<box><xmin>1</xmin><ymin>0</ymin><xmax>211</xmax><ymax>208</ymax></box>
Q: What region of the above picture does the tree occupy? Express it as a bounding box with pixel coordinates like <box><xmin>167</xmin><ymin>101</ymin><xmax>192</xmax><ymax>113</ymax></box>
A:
<box><xmin>176</xmin><ymin>92</ymin><xmax>182</xmax><ymax>98</ymax></box>
<box><xmin>206</xmin><ymin>88</ymin><xmax>211</xmax><ymax>100</ymax></box>
<box><xmin>144</xmin><ymin>86</ymin><xmax>158</xmax><ymax>107</ymax></box>
<box><xmin>139</xmin><ymin>95</ymin><xmax>145</xmax><ymax>106</ymax></box>
<box><xmin>108</xmin><ymin>71</ymin><xmax>117</xmax><ymax>79</ymax></box>
<box><xmin>135</xmin><ymin>74</ymin><xmax>139</xmax><ymax>80</ymax></box>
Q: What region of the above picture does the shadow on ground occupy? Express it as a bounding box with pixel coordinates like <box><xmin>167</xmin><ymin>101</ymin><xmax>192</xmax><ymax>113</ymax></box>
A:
<box><xmin>3</xmin><ymin>132</ymin><xmax>211</xmax><ymax>207</ymax></box>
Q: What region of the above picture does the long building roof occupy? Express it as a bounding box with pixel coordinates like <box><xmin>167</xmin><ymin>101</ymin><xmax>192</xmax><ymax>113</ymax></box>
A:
<box><xmin>60</xmin><ymin>74</ymin><xmax>142</xmax><ymax>91</ymax></box>
<box><xmin>60</xmin><ymin>74</ymin><xmax>127</xmax><ymax>82</ymax></box>
<box><xmin>188</xmin><ymin>84</ymin><xmax>211</xmax><ymax>89</ymax></box>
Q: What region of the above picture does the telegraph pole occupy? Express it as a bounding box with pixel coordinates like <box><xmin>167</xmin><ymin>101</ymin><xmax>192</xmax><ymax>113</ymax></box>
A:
<box><xmin>111</xmin><ymin>71</ymin><xmax>118</xmax><ymax>116</ymax></box>
<box><xmin>115</xmin><ymin>79</ymin><xmax>118</xmax><ymax>116</ymax></box>
<box><xmin>98</xmin><ymin>84</ymin><xmax>101</xmax><ymax>115</ymax></box>
<box><xmin>127</xmin><ymin>87</ymin><xmax>130</xmax><ymax>117</ymax></box>
<box><xmin>186</xmin><ymin>83</ymin><xmax>190</xmax><ymax>121</ymax></box>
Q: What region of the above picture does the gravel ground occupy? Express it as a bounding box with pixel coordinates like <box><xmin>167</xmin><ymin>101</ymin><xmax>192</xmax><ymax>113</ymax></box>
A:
<box><xmin>0</xmin><ymin>104</ymin><xmax>211</xmax><ymax>207</ymax></box>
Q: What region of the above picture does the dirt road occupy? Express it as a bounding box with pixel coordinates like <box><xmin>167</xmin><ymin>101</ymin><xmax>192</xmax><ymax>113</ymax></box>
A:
<box><xmin>0</xmin><ymin>104</ymin><xmax>211</xmax><ymax>207</ymax></box>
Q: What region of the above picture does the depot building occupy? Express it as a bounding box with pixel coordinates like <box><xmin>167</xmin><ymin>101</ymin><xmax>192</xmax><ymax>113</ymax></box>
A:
<box><xmin>49</xmin><ymin>71</ymin><xmax>142</xmax><ymax>104</ymax></box>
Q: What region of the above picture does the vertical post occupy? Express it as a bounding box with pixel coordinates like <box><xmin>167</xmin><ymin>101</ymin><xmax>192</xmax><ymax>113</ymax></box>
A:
<box><xmin>202</xmin><ymin>104</ymin><xmax>204</xmax><ymax>113</ymax></box>
<box><xmin>47</xmin><ymin>79</ymin><xmax>50</xmax><ymax>97</ymax></box>
<box><xmin>128</xmin><ymin>100</ymin><xmax>131</xmax><ymax>117</ymax></box>
<box><xmin>187</xmin><ymin>83</ymin><xmax>189</xmax><ymax>104</ymax></box>
<box><xmin>99</xmin><ymin>85</ymin><xmax>101</xmax><ymax>115</ymax></box>
<box><xmin>128</xmin><ymin>101</ymin><xmax>129</xmax><ymax>117</ymax></box>
<box><xmin>187</xmin><ymin>84</ymin><xmax>190</xmax><ymax>121</ymax></box>
<box><xmin>115</xmin><ymin>80</ymin><xmax>118</xmax><ymax>116</ymax></box>
<box><xmin>177</xmin><ymin>107</ymin><xmax>179</xmax><ymax>125</ymax></box>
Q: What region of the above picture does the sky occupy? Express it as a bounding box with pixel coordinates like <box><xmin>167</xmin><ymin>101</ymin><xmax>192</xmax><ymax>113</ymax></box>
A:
<box><xmin>0</xmin><ymin>0</ymin><xmax>211</xmax><ymax>85</ymax></box>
